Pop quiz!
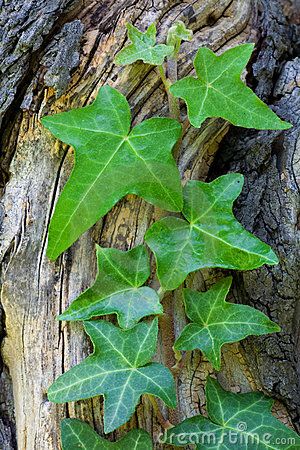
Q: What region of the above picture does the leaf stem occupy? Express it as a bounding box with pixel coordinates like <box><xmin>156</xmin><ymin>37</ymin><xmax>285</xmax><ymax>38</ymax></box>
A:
<box><xmin>158</xmin><ymin>64</ymin><xmax>180</xmax><ymax>123</ymax></box>
<box><xmin>172</xmin><ymin>351</ymin><xmax>189</xmax><ymax>375</ymax></box>
<box><xmin>158</xmin><ymin>65</ymin><xmax>170</xmax><ymax>91</ymax></box>
<box><xmin>158</xmin><ymin>286</ymin><xmax>166</xmax><ymax>301</ymax></box>
<box><xmin>182</xmin><ymin>116</ymin><xmax>190</xmax><ymax>134</ymax></box>
<box><xmin>146</xmin><ymin>395</ymin><xmax>173</xmax><ymax>429</ymax></box>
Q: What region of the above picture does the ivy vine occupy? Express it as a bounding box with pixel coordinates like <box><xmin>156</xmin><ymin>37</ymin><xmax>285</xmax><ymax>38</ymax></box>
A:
<box><xmin>42</xmin><ymin>20</ymin><xmax>299</xmax><ymax>450</ymax></box>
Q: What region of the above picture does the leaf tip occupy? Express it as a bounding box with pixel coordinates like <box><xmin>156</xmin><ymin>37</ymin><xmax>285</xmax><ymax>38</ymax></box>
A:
<box><xmin>279</xmin><ymin>120</ymin><xmax>293</xmax><ymax>130</ymax></box>
<box><xmin>246</xmin><ymin>42</ymin><xmax>255</xmax><ymax>50</ymax></box>
<box><xmin>266</xmin><ymin>250</ymin><xmax>279</xmax><ymax>266</ymax></box>
<box><xmin>57</xmin><ymin>311</ymin><xmax>74</xmax><ymax>322</ymax></box>
<box><xmin>46</xmin><ymin>248</ymin><xmax>58</xmax><ymax>261</ymax></box>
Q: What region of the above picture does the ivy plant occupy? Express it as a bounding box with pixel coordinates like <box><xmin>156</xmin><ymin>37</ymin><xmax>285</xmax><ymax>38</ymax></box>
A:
<box><xmin>43</xmin><ymin>20</ymin><xmax>296</xmax><ymax>450</ymax></box>
<box><xmin>170</xmin><ymin>44</ymin><xmax>292</xmax><ymax>129</ymax></box>
<box><xmin>61</xmin><ymin>419</ymin><xmax>152</xmax><ymax>449</ymax></box>
<box><xmin>166</xmin><ymin>21</ymin><xmax>193</xmax><ymax>54</ymax></box>
<box><xmin>48</xmin><ymin>319</ymin><xmax>176</xmax><ymax>433</ymax></box>
<box><xmin>114</xmin><ymin>22</ymin><xmax>173</xmax><ymax>66</ymax></box>
<box><xmin>59</xmin><ymin>245</ymin><xmax>162</xmax><ymax>329</ymax></box>
<box><xmin>174</xmin><ymin>277</ymin><xmax>280</xmax><ymax>370</ymax></box>
<box><xmin>145</xmin><ymin>175</ymin><xmax>278</xmax><ymax>291</ymax></box>
<box><xmin>164</xmin><ymin>377</ymin><xmax>300</xmax><ymax>449</ymax></box>
<box><xmin>42</xmin><ymin>86</ymin><xmax>182</xmax><ymax>260</ymax></box>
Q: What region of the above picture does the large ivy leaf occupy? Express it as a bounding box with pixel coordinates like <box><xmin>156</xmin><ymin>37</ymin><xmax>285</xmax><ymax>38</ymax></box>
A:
<box><xmin>165</xmin><ymin>377</ymin><xmax>300</xmax><ymax>449</ymax></box>
<box><xmin>114</xmin><ymin>23</ymin><xmax>174</xmax><ymax>66</ymax></box>
<box><xmin>61</xmin><ymin>419</ymin><xmax>152</xmax><ymax>449</ymax></box>
<box><xmin>59</xmin><ymin>245</ymin><xmax>162</xmax><ymax>329</ymax></box>
<box><xmin>170</xmin><ymin>44</ymin><xmax>292</xmax><ymax>129</ymax></box>
<box><xmin>42</xmin><ymin>85</ymin><xmax>182</xmax><ymax>260</ymax></box>
<box><xmin>175</xmin><ymin>277</ymin><xmax>280</xmax><ymax>370</ymax></box>
<box><xmin>145</xmin><ymin>174</ymin><xmax>278</xmax><ymax>291</ymax></box>
<box><xmin>48</xmin><ymin>319</ymin><xmax>176</xmax><ymax>433</ymax></box>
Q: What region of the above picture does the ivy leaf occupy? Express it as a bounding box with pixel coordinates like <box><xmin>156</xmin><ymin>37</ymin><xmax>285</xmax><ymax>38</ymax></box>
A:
<box><xmin>170</xmin><ymin>44</ymin><xmax>292</xmax><ymax>129</ymax></box>
<box><xmin>145</xmin><ymin>174</ymin><xmax>278</xmax><ymax>291</ymax></box>
<box><xmin>42</xmin><ymin>85</ymin><xmax>182</xmax><ymax>260</ymax></box>
<box><xmin>165</xmin><ymin>377</ymin><xmax>300</xmax><ymax>449</ymax></box>
<box><xmin>167</xmin><ymin>21</ymin><xmax>193</xmax><ymax>54</ymax></box>
<box><xmin>174</xmin><ymin>277</ymin><xmax>280</xmax><ymax>370</ymax></box>
<box><xmin>59</xmin><ymin>245</ymin><xmax>162</xmax><ymax>329</ymax></box>
<box><xmin>61</xmin><ymin>419</ymin><xmax>152</xmax><ymax>449</ymax></box>
<box><xmin>115</xmin><ymin>23</ymin><xmax>174</xmax><ymax>66</ymax></box>
<box><xmin>48</xmin><ymin>318</ymin><xmax>176</xmax><ymax>433</ymax></box>
<box><xmin>167</xmin><ymin>21</ymin><xmax>193</xmax><ymax>45</ymax></box>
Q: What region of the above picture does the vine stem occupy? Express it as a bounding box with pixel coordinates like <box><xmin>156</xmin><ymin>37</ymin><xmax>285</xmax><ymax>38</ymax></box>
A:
<box><xmin>151</xmin><ymin>44</ymin><xmax>187</xmax><ymax>435</ymax></box>
<box><xmin>166</xmin><ymin>56</ymin><xmax>181</xmax><ymax>122</ymax></box>
<box><xmin>172</xmin><ymin>350</ymin><xmax>189</xmax><ymax>374</ymax></box>
<box><xmin>157</xmin><ymin>64</ymin><xmax>180</xmax><ymax>123</ymax></box>
<box><xmin>158</xmin><ymin>64</ymin><xmax>170</xmax><ymax>90</ymax></box>
<box><xmin>157</xmin><ymin>286</ymin><xmax>166</xmax><ymax>301</ymax></box>
<box><xmin>182</xmin><ymin>116</ymin><xmax>190</xmax><ymax>134</ymax></box>
<box><xmin>146</xmin><ymin>395</ymin><xmax>173</xmax><ymax>429</ymax></box>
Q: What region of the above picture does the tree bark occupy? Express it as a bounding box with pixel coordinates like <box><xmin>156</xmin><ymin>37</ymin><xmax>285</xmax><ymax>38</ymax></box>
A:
<box><xmin>0</xmin><ymin>0</ymin><xmax>299</xmax><ymax>449</ymax></box>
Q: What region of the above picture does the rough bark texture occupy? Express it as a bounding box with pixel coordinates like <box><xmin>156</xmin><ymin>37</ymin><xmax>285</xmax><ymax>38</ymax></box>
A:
<box><xmin>0</xmin><ymin>0</ymin><xmax>299</xmax><ymax>449</ymax></box>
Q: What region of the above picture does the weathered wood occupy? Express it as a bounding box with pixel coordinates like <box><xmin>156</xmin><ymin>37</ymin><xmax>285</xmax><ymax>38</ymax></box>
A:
<box><xmin>0</xmin><ymin>0</ymin><xmax>299</xmax><ymax>449</ymax></box>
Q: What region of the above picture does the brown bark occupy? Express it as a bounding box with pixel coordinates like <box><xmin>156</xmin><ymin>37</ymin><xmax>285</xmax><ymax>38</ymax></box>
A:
<box><xmin>0</xmin><ymin>0</ymin><xmax>299</xmax><ymax>449</ymax></box>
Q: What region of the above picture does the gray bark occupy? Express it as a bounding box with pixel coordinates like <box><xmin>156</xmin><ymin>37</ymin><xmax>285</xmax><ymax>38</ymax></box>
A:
<box><xmin>0</xmin><ymin>0</ymin><xmax>299</xmax><ymax>448</ymax></box>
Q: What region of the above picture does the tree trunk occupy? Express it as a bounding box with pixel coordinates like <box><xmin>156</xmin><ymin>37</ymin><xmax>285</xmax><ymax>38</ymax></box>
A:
<box><xmin>0</xmin><ymin>0</ymin><xmax>299</xmax><ymax>448</ymax></box>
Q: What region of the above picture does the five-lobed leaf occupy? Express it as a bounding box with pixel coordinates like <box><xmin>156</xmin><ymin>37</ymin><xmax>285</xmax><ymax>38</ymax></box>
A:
<box><xmin>61</xmin><ymin>419</ymin><xmax>152</xmax><ymax>449</ymax></box>
<box><xmin>59</xmin><ymin>244</ymin><xmax>162</xmax><ymax>329</ymax></box>
<box><xmin>145</xmin><ymin>174</ymin><xmax>279</xmax><ymax>291</ymax></box>
<box><xmin>42</xmin><ymin>85</ymin><xmax>183</xmax><ymax>260</ymax></box>
<box><xmin>170</xmin><ymin>44</ymin><xmax>292</xmax><ymax>130</ymax></box>
<box><xmin>175</xmin><ymin>277</ymin><xmax>280</xmax><ymax>370</ymax></box>
<box><xmin>115</xmin><ymin>23</ymin><xmax>174</xmax><ymax>66</ymax></box>
<box><xmin>165</xmin><ymin>377</ymin><xmax>300</xmax><ymax>449</ymax></box>
<box><xmin>48</xmin><ymin>318</ymin><xmax>176</xmax><ymax>433</ymax></box>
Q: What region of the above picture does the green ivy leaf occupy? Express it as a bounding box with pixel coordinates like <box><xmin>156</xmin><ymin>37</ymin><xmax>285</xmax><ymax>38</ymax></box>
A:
<box><xmin>167</xmin><ymin>21</ymin><xmax>193</xmax><ymax>45</ymax></box>
<box><xmin>115</xmin><ymin>23</ymin><xmax>174</xmax><ymax>66</ymax></box>
<box><xmin>165</xmin><ymin>377</ymin><xmax>300</xmax><ymax>449</ymax></box>
<box><xmin>167</xmin><ymin>21</ymin><xmax>193</xmax><ymax>55</ymax></box>
<box><xmin>61</xmin><ymin>419</ymin><xmax>152</xmax><ymax>449</ymax></box>
<box><xmin>59</xmin><ymin>245</ymin><xmax>162</xmax><ymax>329</ymax></box>
<box><xmin>42</xmin><ymin>85</ymin><xmax>182</xmax><ymax>260</ymax></box>
<box><xmin>48</xmin><ymin>319</ymin><xmax>176</xmax><ymax>433</ymax></box>
<box><xmin>170</xmin><ymin>44</ymin><xmax>292</xmax><ymax>129</ymax></box>
<box><xmin>145</xmin><ymin>174</ymin><xmax>278</xmax><ymax>291</ymax></box>
<box><xmin>175</xmin><ymin>277</ymin><xmax>280</xmax><ymax>370</ymax></box>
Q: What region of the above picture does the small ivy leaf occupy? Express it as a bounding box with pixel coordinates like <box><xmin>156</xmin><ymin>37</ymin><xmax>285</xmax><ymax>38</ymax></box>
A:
<box><xmin>165</xmin><ymin>377</ymin><xmax>300</xmax><ymax>449</ymax></box>
<box><xmin>174</xmin><ymin>277</ymin><xmax>280</xmax><ymax>370</ymax></box>
<box><xmin>167</xmin><ymin>21</ymin><xmax>193</xmax><ymax>54</ymax></box>
<box><xmin>61</xmin><ymin>419</ymin><xmax>153</xmax><ymax>449</ymax></box>
<box><xmin>170</xmin><ymin>44</ymin><xmax>292</xmax><ymax>129</ymax></box>
<box><xmin>114</xmin><ymin>23</ymin><xmax>174</xmax><ymax>66</ymax></box>
<box><xmin>59</xmin><ymin>245</ymin><xmax>162</xmax><ymax>329</ymax></box>
<box><xmin>42</xmin><ymin>85</ymin><xmax>182</xmax><ymax>260</ymax></box>
<box><xmin>145</xmin><ymin>174</ymin><xmax>279</xmax><ymax>291</ymax></box>
<box><xmin>48</xmin><ymin>319</ymin><xmax>176</xmax><ymax>433</ymax></box>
